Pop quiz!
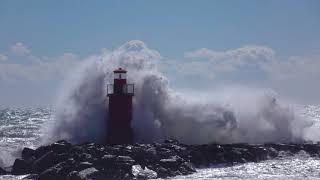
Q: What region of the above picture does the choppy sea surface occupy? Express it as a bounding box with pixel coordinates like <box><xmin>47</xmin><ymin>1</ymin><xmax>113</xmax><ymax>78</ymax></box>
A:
<box><xmin>0</xmin><ymin>105</ymin><xmax>320</xmax><ymax>180</ymax></box>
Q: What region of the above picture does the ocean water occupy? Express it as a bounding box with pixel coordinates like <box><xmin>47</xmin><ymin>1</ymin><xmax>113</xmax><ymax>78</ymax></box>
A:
<box><xmin>172</xmin><ymin>154</ymin><xmax>320</xmax><ymax>180</ymax></box>
<box><xmin>0</xmin><ymin>108</ymin><xmax>52</xmax><ymax>166</ymax></box>
<box><xmin>0</xmin><ymin>105</ymin><xmax>320</xmax><ymax>180</ymax></box>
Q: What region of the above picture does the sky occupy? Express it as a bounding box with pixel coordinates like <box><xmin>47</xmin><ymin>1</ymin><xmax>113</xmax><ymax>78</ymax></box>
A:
<box><xmin>0</xmin><ymin>0</ymin><xmax>320</xmax><ymax>106</ymax></box>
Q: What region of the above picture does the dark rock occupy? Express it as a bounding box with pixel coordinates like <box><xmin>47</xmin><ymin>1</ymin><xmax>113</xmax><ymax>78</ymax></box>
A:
<box><xmin>76</xmin><ymin>162</ymin><xmax>93</xmax><ymax>171</ymax></box>
<box><xmin>132</xmin><ymin>165</ymin><xmax>157</xmax><ymax>179</ymax></box>
<box><xmin>157</xmin><ymin>148</ymin><xmax>175</xmax><ymax>158</ymax></box>
<box><xmin>224</xmin><ymin>148</ymin><xmax>247</xmax><ymax>163</ymax></box>
<box><xmin>51</xmin><ymin>142</ymin><xmax>71</xmax><ymax>154</ymax></box>
<box><xmin>56</xmin><ymin>140</ymin><xmax>71</xmax><ymax>145</ymax></box>
<box><xmin>130</xmin><ymin>146</ymin><xmax>153</xmax><ymax>167</ymax></box>
<box><xmin>69</xmin><ymin>146</ymin><xmax>84</xmax><ymax>155</ymax></box>
<box><xmin>0</xmin><ymin>166</ymin><xmax>7</xmax><ymax>175</ymax></box>
<box><xmin>267</xmin><ymin>147</ymin><xmax>278</xmax><ymax>158</ymax></box>
<box><xmin>144</xmin><ymin>147</ymin><xmax>158</xmax><ymax>162</ymax></box>
<box><xmin>159</xmin><ymin>156</ymin><xmax>181</xmax><ymax>169</ymax></box>
<box><xmin>115</xmin><ymin>156</ymin><xmax>135</xmax><ymax>173</ymax></box>
<box><xmin>78</xmin><ymin>153</ymin><xmax>93</xmax><ymax>162</ymax></box>
<box><xmin>302</xmin><ymin>144</ymin><xmax>320</xmax><ymax>155</ymax></box>
<box><xmin>56</xmin><ymin>153</ymin><xmax>70</xmax><ymax>163</ymax></box>
<box><xmin>93</xmin><ymin>154</ymin><xmax>116</xmax><ymax>168</ymax></box>
<box><xmin>78</xmin><ymin>167</ymin><xmax>107</xmax><ymax>180</ymax></box>
<box><xmin>38</xmin><ymin>167</ymin><xmax>64</xmax><ymax>180</ymax></box>
<box><xmin>32</xmin><ymin>151</ymin><xmax>56</xmax><ymax>173</ymax></box>
<box><xmin>22</xmin><ymin>147</ymin><xmax>36</xmax><ymax>161</ymax></box>
<box><xmin>66</xmin><ymin>171</ymin><xmax>81</xmax><ymax>180</ymax></box>
<box><xmin>156</xmin><ymin>166</ymin><xmax>171</xmax><ymax>178</ymax></box>
<box><xmin>189</xmin><ymin>147</ymin><xmax>210</xmax><ymax>166</ymax></box>
<box><xmin>12</xmin><ymin>159</ymin><xmax>31</xmax><ymax>175</ymax></box>
<box><xmin>116</xmin><ymin>156</ymin><xmax>135</xmax><ymax>164</ymax></box>
<box><xmin>164</xmin><ymin>139</ymin><xmax>179</xmax><ymax>144</ymax></box>
<box><xmin>22</xmin><ymin>174</ymin><xmax>39</xmax><ymax>179</ymax></box>
<box><xmin>38</xmin><ymin>159</ymin><xmax>76</xmax><ymax>180</ymax></box>
<box><xmin>34</xmin><ymin>145</ymin><xmax>52</xmax><ymax>159</ymax></box>
<box><xmin>181</xmin><ymin>162</ymin><xmax>196</xmax><ymax>173</ymax></box>
<box><xmin>249</xmin><ymin>147</ymin><xmax>269</xmax><ymax>161</ymax></box>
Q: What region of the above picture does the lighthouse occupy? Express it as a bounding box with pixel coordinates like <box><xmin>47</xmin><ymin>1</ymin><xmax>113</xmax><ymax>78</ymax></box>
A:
<box><xmin>106</xmin><ymin>68</ymin><xmax>134</xmax><ymax>144</ymax></box>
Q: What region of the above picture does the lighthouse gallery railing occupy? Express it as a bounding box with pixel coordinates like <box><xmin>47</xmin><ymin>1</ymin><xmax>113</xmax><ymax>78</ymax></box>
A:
<box><xmin>107</xmin><ymin>84</ymin><xmax>134</xmax><ymax>95</ymax></box>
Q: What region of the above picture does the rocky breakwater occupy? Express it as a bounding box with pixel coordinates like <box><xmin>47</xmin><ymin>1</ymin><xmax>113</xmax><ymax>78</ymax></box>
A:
<box><xmin>2</xmin><ymin>140</ymin><xmax>320</xmax><ymax>179</ymax></box>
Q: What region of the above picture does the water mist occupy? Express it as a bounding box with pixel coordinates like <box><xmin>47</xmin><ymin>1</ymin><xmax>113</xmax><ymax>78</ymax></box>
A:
<box><xmin>41</xmin><ymin>40</ymin><xmax>320</xmax><ymax>145</ymax></box>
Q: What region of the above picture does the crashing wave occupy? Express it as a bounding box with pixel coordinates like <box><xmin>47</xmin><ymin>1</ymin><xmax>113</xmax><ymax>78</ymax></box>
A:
<box><xmin>41</xmin><ymin>40</ymin><xmax>319</xmax><ymax>145</ymax></box>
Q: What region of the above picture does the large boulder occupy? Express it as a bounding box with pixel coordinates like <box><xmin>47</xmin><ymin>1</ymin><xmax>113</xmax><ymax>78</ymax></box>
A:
<box><xmin>22</xmin><ymin>147</ymin><xmax>36</xmax><ymax>161</ymax></box>
<box><xmin>0</xmin><ymin>166</ymin><xmax>7</xmax><ymax>175</ymax></box>
<box><xmin>32</xmin><ymin>151</ymin><xmax>56</xmax><ymax>173</ymax></box>
<box><xmin>159</xmin><ymin>157</ymin><xmax>180</xmax><ymax>169</ymax></box>
<box><xmin>302</xmin><ymin>144</ymin><xmax>320</xmax><ymax>156</ymax></box>
<box><xmin>38</xmin><ymin>159</ymin><xmax>76</xmax><ymax>180</ymax></box>
<box><xmin>115</xmin><ymin>156</ymin><xmax>135</xmax><ymax>172</ymax></box>
<box><xmin>50</xmin><ymin>141</ymin><xmax>72</xmax><ymax>154</ymax></box>
<box><xmin>93</xmin><ymin>154</ymin><xmax>117</xmax><ymax>168</ymax></box>
<box><xmin>34</xmin><ymin>145</ymin><xmax>52</xmax><ymax>159</ymax></box>
<box><xmin>12</xmin><ymin>159</ymin><xmax>31</xmax><ymax>175</ymax></box>
<box><xmin>38</xmin><ymin>167</ymin><xmax>64</xmax><ymax>180</ymax></box>
<box><xmin>77</xmin><ymin>167</ymin><xmax>108</xmax><ymax>180</ymax></box>
<box><xmin>76</xmin><ymin>162</ymin><xmax>94</xmax><ymax>171</ymax></box>
<box><xmin>22</xmin><ymin>174</ymin><xmax>39</xmax><ymax>179</ymax></box>
<box><xmin>179</xmin><ymin>162</ymin><xmax>196</xmax><ymax>174</ymax></box>
<box><xmin>154</xmin><ymin>166</ymin><xmax>171</xmax><ymax>178</ymax></box>
<box><xmin>132</xmin><ymin>165</ymin><xmax>157</xmax><ymax>179</ymax></box>
<box><xmin>116</xmin><ymin>156</ymin><xmax>135</xmax><ymax>165</ymax></box>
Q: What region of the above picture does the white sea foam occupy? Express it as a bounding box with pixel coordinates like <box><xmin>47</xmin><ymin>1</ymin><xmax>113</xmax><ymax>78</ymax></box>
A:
<box><xmin>41</xmin><ymin>40</ymin><xmax>320</xmax><ymax>145</ymax></box>
<box><xmin>171</xmin><ymin>152</ymin><xmax>320</xmax><ymax>180</ymax></box>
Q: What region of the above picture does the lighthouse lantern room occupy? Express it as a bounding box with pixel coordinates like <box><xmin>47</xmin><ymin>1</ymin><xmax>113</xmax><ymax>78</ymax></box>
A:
<box><xmin>106</xmin><ymin>68</ymin><xmax>134</xmax><ymax>144</ymax></box>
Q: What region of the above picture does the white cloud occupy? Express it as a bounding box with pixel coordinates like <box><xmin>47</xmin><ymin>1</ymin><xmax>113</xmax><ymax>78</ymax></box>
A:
<box><xmin>262</xmin><ymin>54</ymin><xmax>320</xmax><ymax>81</ymax></box>
<box><xmin>0</xmin><ymin>57</ymin><xmax>79</xmax><ymax>82</ymax></box>
<box><xmin>10</xmin><ymin>42</ymin><xmax>31</xmax><ymax>55</ymax></box>
<box><xmin>0</xmin><ymin>43</ymin><xmax>82</xmax><ymax>82</ymax></box>
<box><xmin>0</xmin><ymin>54</ymin><xmax>8</xmax><ymax>61</ymax></box>
<box><xmin>185</xmin><ymin>45</ymin><xmax>275</xmax><ymax>63</ymax></box>
<box><xmin>259</xmin><ymin>54</ymin><xmax>320</xmax><ymax>104</ymax></box>
<box><xmin>184</xmin><ymin>46</ymin><xmax>320</xmax><ymax>82</ymax></box>
<box><xmin>175</xmin><ymin>45</ymin><xmax>276</xmax><ymax>81</ymax></box>
<box><xmin>0</xmin><ymin>40</ymin><xmax>159</xmax><ymax>83</ymax></box>
<box><xmin>183</xmin><ymin>46</ymin><xmax>320</xmax><ymax>103</ymax></box>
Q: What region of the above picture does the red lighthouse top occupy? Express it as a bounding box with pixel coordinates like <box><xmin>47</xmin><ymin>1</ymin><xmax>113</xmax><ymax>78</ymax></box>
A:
<box><xmin>113</xmin><ymin>68</ymin><xmax>127</xmax><ymax>73</ymax></box>
<box><xmin>113</xmin><ymin>68</ymin><xmax>127</xmax><ymax>80</ymax></box>
<box><xmin>107</xmin><ymin>68</ymin><xmax>134</xmax><ymax>96</ymax></box>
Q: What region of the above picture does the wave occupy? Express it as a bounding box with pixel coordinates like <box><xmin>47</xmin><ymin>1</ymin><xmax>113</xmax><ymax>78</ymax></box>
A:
<box><xmin>41</xmin><ymin>40</ymin><xmax>320</xmax><ymax>145</ymax></box>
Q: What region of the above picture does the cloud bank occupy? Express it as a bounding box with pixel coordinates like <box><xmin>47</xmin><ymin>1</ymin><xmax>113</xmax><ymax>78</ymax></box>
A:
<box><xmin>0</xmin><ymin>41</ymin><xmax>319</xmax><ymax>105</ymax></box>
<box><xmin>10</xmin><ymin>42</ymin><xmax>31</xmax><ymax>55</ymax></box>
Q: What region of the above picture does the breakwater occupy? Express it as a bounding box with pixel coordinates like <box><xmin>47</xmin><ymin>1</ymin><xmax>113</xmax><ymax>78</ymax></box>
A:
<box><xmin>2</xmin><ymin>140</ymin><xmax>320</xmax><ymax>179</ymax></box>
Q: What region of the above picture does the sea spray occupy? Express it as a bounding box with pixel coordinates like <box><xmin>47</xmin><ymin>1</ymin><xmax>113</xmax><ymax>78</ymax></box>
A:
<box><xmin>42</xmin><ymin>40</ymin><xmax>319</xmax><ymax>145</ymax></box>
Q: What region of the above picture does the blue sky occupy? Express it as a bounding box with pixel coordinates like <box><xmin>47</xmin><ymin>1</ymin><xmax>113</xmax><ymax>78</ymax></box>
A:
<box><xmin>0</xmin><ymin>1</ymin><xmax>320</xmax><ymax>106</ymax></box>
<box><xmin>1</xmin><ymin>1</ymin><xmax>319</xmax><ymax>57</ymax></box>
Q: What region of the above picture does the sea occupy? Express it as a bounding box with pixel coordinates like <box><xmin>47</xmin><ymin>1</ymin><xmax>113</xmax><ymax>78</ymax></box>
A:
<box><xmin>0</xmin><ymin>105</ymin><xmax>320</xmax><ymax>180</ymax></box>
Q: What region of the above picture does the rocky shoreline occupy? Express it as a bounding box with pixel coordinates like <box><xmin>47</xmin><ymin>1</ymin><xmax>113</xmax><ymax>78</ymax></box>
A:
<box><xmin>1</xmin><ymin>140</ymin><xmax>320</xmax><ymax>179</ymax></box>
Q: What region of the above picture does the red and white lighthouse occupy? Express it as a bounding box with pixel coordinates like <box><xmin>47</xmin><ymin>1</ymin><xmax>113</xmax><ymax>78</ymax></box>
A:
<box><xmin>106</xmin><ymin>68</ymin><xmax>134</xmax><ymax>144</ymax></box>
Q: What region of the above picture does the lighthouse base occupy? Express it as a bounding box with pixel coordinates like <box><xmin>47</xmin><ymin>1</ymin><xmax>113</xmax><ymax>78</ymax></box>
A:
<box><xmin>106</xmin><ymin>126</ymin><xmax>133</xmax><ymax>145</ymax></box>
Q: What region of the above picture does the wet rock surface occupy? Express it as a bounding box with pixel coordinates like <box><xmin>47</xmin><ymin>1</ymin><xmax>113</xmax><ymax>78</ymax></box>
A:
<box><xmin>4</xmin><ymin>140</ymin><xmax>320</xmax><ymax>179</ymax></box>
<box><xmin>0</xmin><ymin>167</ymin><xmax>8</xmax><ymax>175</ymax></box>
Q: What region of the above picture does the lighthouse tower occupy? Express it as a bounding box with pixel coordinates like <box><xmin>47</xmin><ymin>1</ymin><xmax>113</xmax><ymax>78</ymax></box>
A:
<box><xmin>106</xmin><ymin>68</ymin><xmax>134</xmax><ymax>144</ymax></box>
